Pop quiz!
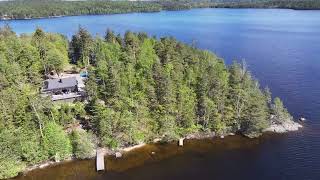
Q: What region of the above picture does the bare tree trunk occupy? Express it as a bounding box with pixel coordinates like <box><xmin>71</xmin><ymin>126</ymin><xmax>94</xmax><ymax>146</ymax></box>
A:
<box><xmin>31</xmin><ymin>102</ymin><xmax>44</xmax><ymax>138</ymax></box>
<box><xmin>50</xmin><ymin>110</ymin><xmax>55</xmax><ymax>122</ymax></box>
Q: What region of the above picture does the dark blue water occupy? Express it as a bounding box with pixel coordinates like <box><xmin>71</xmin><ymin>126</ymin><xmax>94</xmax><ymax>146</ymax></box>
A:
<box><xmin>3</xmin><ymin>8</ymin><xmax>320</xmax><ymax>180</ymax></box>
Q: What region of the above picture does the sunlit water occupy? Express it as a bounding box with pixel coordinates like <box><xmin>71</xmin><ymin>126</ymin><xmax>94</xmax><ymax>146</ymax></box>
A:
<box><xmin>3</xmin><ymin>8</ymin><xmax>320</xmax><ymax>180</ymax></box>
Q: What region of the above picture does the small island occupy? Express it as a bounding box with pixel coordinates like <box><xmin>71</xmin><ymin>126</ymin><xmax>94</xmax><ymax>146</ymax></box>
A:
<box><xmin>0</xmin><ymin>26</ymin><xmax>301</xmax><ymax>179</ymax></box>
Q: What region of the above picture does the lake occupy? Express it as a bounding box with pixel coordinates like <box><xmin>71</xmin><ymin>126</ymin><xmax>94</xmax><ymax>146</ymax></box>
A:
<box><xmin>3</xmin><ymin>8</ymin><xmax>320</xmax><ymax>180</ymax></box>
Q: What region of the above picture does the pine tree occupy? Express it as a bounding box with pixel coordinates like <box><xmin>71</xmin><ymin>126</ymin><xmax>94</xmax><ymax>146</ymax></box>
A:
<box><xmin>271</xmin><ymin>97</ymin><xmax>292</xmax><ymax>123</ymax></box>
<box><xmin>70</xmin><ymin>27</ymin><xmax>94</xmax><ymax>67</ymax></box>
<box><xmin>105</xmin><ymin>29</ymin><xmax>116</xmax><ymax>44</ymax></box>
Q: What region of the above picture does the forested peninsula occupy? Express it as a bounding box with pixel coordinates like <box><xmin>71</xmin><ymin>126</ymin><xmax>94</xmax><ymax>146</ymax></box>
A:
<box><xmin>0</xmin><ymin>26</ymin><xmax>300</xmax><ymax>179</ymax></box>
<box><xmin>0</xmin><ymin>0</ymin><xmax>320</xmax><ymax>20</ymax></box>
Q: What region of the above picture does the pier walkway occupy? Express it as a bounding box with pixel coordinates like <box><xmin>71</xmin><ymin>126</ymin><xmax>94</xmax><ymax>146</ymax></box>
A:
<box><xmin>96</xmin><ymin>149</ymin><xmax>105</xmax><ymax>171</ymax></box>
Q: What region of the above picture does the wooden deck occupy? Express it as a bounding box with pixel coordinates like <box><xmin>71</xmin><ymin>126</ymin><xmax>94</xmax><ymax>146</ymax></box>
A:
<box><xmin>96</xmin><ymin>149</ymin><xmax>105</xmax><ymax>171</ymax></box>
<box><xmin>51</xmin><ymin>93</ymin><xmax>83</xmax><ymax>101</ymax></box>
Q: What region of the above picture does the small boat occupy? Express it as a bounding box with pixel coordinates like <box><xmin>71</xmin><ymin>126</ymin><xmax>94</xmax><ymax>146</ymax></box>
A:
<box><xmin>299</xmin><ymin>117</ymin><xmax>306</xmax><ymax>122</ymax></box>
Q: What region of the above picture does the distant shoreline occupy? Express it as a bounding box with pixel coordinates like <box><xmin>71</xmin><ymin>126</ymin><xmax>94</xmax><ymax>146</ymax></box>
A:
<box><xmin>1</xmin><ymin>7</ymin><xmax>320</xmax><ymax>21</ymax></box>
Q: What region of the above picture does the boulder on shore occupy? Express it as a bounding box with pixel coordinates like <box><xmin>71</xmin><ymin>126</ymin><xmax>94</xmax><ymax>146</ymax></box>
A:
<box><xmin>185</xmin><ymin>132</ymin><xmax>215</xmax><ymax>140</ymax></box>
<box><xmin>115</xmin><ymin>152</ymin><xmax>122</xmax><ymax>158</ymax></box>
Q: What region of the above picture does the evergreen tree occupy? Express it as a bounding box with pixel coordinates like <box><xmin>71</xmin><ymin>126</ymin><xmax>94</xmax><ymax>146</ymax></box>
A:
<box><xmin>105</xmin><ymin>28</ymin><xmax>116</xmax><ymax>44</ymax></box>
<box><xmin>70</xmin><ymin>27</ymin><xmax>94</xmax><ymax>67</ymax></box>
<box><xmin>271</xmin><ymin>97</ymin><xmax>292</xmax><ymax>123</ymax></box>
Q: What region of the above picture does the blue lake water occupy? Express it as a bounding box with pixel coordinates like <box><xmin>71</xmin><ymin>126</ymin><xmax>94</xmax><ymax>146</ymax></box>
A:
<box><xmin>3</xmin><ymin>8</ymin><xmax>320</xmax><ymax>180</ymax></box>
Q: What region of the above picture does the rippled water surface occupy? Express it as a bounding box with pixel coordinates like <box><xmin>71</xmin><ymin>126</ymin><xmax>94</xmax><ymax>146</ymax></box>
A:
<box><xmin>3</xmin><ymin>8</ymin><xmax>320</xmax><ymax>180</ymax></box>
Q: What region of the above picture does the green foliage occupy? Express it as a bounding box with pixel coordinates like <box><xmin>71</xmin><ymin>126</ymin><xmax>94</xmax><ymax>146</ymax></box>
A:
<box><xmin>93</xmin><ymin>104</ymin><xmax>146</xmax><ymax>149</ymax></box>
<box><xmin>18</xmin><ymin>128</ymin><xmax>47</xmax><ymax>164</ymax></box>
<box><xmin>70</xmin><ymin>27</ymin><xmax>94</xmax><ymax>67</ymax></box>
<box><xmin>242</xmin><ymin>84</ymin><xmax>269</xmax><ymax>137</ymax></box>
<box><xmin>0</xmin><ymin>127</ymin><xmax>26</xmax><ymax>179</ymax></box>
<box><xmin>0</xmin><ymin>0</ymin><xmax>163</xmax><ymax>20</ymax></box>
<box><xmin>176</xmin><ymin>85</ymin><xmax>197</xmax><ymax>129</ymax></box>
<box><xmin>43</xmin><ymin>121</ymin><xmax>72</xmax><ymax>161</ymax></box>
<box><xmin>32</xmin><ymin>28</ymin><xmax>69</xmax><ymax>75</ymax></box>
<box><xmin>51</xmin><ymin>102</ymin><xmax>86</xmax><ymax>126</ymax></box>
<box><xmin>0</xmin><ymin>27</ymin><xmax>59</xmax><ymax>178</ymax></box>
<box><xmin>83</xmin><ymin>30</ymin><xmax>288</xmax><ymax>144</ymax></box>
<box><xmin>70</xmin><ymin>130</ymin><xmax>95</xmax><ymax>159</ymax></box>
<box><xmin>0</xmin><ymin>157</ymin><xmax>25</xmax><ymax>179</ymax></box>
<box><xmin>210</xmin><ymin>0</ymin><xmax>320</xmax><ymax>10</ymax></box>
<box><xmin>271</xmin><ymin>97</ymin><xmax>292</xmax><ymax>123</ymax></box>
<box><xmin>0</xmin><ymin>126</ymin><xmax>45</xmax><ymax>179</ymax></box>
<box><xmin>93</xmin><ymin>105</ymin><xmax>121</xmax><ymax>149</ymax></box>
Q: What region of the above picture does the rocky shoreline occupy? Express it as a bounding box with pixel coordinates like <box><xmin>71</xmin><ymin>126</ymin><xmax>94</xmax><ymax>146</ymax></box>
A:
<box><xmin>21</xmin><ymin>120</ymin><xmax>302</xmax><ymax>176</ymax></box>
<box><xmin>0</xmin><ymin>15</ymin><xmax>65</xmax><ymax>21</ymax></box>
<box><xmin>22</xmin><ymin>143</ymin><xmax>147</xmax><ymax>175</ymax></box>
<box><xmin>23</xmin><ymin>158</ymin><xmax>73</xmax><ymax>174</ymax></box>
<box><xmin>264</xmin><ymin>121</ymin><xmax>303</xmax><ymax>133</ymax></box>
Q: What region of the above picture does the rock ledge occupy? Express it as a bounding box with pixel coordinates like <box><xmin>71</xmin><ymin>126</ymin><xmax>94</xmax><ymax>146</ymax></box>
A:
<box><xmin>264</xmin><ymin>121</ymin><xmax>302</xmax><ymax>133</ymax></box>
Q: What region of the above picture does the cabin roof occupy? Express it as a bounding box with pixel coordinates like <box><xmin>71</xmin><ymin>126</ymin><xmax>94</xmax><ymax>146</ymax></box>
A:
<box><xmin>44</xmin><ymin>77</ymin><xmax>78</xmax><ymax>91</ymax></box>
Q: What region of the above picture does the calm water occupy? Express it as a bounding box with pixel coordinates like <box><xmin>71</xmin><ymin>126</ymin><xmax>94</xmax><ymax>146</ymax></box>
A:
<box><xmin>3</xmin><ymin>8</ymin><xmax>320</xmax><ymax>180</ymax></box>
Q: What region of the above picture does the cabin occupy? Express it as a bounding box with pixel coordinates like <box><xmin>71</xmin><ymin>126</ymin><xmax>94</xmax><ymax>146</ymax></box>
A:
<box><xmin>42</xmin><ymin>75</ymin><xmax>86</xmax><ymax>102</ymax></box>
<box><xmin>43</xmin><ymin>77</ymin><xmax>78</xmax><ymax>94</ymax></box>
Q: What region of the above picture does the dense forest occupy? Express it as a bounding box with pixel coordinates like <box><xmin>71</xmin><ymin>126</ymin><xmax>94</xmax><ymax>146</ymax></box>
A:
<box><xmin>0</xmin><ymin>0</ymin><xmax>320</xmax><ymax>20</ymax></box>
<box><xmin>211</xmin><ymin>0</ymin><xmax>320</xmax><ymax>9</ymax></box>
<box><xmin>0</xmin><ymin>26</ymin><xmax>293</xmax><ymax>179</ymax></box>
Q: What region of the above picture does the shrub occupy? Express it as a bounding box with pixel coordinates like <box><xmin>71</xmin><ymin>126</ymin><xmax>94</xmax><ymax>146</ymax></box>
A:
<box><xmin>70</xmin><ymin>130</ymin><xmax>95</xmax><ymax>159</ymax></box>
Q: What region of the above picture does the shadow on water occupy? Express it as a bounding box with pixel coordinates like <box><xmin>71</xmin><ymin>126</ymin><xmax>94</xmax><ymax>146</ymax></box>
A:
<box><xmin>13</xmin><ymin>134</ymin><xmax>290</xmax><ymax>180</ymax></box>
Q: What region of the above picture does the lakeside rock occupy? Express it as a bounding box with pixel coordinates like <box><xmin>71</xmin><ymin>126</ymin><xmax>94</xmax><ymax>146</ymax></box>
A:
<box><xmin>264</xmin><ymin>120</ymin><xmax>302</xmax><ymax>133</ymax></box>
<box><xmin>185</xmin><ymin>132</ymin><xmax>216</xmax><ymax>140</ymax></box>
<box><xmin>115</xmin><ymin>152</ymin><xmax>122</xmax><ymax>158</ymax></box>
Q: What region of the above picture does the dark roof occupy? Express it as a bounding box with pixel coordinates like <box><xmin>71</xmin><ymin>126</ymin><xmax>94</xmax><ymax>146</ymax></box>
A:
<box><xmin>43</xmin><ymin>77</ymin><xmax>78</xmax><ymax>91</ymax></box>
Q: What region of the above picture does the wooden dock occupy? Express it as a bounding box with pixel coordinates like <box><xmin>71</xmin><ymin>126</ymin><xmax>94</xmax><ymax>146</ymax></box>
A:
<box><xmin>96</xmin><ymin>149</ymin><xmax>105</xmax><ymax>171</ymax></box>
<box><xmin>179</xmin><ymin>138</ymin><xmax>184</xmax><ymax>146</ymax></box>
